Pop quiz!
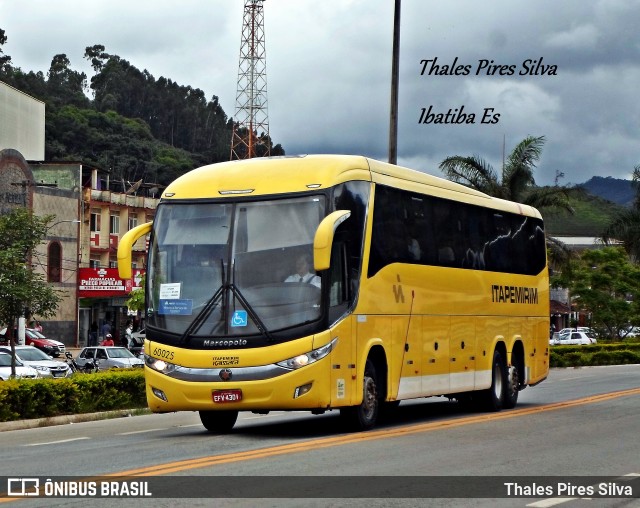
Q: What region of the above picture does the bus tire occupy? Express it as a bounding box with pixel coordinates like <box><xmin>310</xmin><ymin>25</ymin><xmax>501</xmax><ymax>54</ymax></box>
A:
<box><xmin>478</xmin><ymin>350</ymin><xmax>506</xmax><ymax>412</ymax></box>
<box><xmin>503</xmin><ymin>364</ymin><xmax>519</xmax><ymax>409</ymax></box>
<box><xmin>199</xmin><ymin>410</ymin><xmax>238</xmax><ymax>433</ymax></box>
<box><xmin>340</xmin><ymin>359</ymin><xmax>379</xmax><ymax>431</ymax></box>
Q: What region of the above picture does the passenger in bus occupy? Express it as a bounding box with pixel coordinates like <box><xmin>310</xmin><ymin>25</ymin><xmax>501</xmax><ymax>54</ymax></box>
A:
<box><xmin>284</xmin><ymin>254</ymin><xmax>321</xmax><ymax>288</ymax></box>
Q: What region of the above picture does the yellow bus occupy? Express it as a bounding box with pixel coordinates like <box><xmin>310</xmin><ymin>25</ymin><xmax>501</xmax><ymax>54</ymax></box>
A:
<box><xmin>118</xmin><ymin>154</ymin><xmax>549</xmax><ymax>432</ymax></box>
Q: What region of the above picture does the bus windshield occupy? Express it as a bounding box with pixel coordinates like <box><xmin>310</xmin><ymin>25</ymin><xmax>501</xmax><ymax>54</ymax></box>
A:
<box><xmin>147</xmin><ymin>196</ymin><xmax>326</xmax><ymax>343</ymax></box>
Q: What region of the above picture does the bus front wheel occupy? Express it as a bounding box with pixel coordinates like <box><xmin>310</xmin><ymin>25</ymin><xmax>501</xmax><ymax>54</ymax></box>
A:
<box><xmin>199</xmin><ymin>410</ymin><xmax>239</xmax><ymax>433</ymax></box>
<box><xmin>340</xmin><ymin>359</ymin><xmax>379</xmax><ymax>431</ymax></box>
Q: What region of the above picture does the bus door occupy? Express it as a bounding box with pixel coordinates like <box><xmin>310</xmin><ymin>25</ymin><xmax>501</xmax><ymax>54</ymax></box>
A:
<box><xmin>329</xmin><ymin>316</ymin><xmax>356</xmax><ymax>406</ymax></box>
<box><xmin>328</xmin><ymin>242</ymin><xmax>358</xmax><ymax>406</ymax></box>
<box><xmin>421</xmin><ymin>316</ymin><xmax>450</xmax><ymax>396</ymax></box>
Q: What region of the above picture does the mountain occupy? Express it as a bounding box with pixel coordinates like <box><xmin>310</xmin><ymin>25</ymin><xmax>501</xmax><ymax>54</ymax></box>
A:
<box><xmin>579</xmin><ymin>176</ymin><xmax>634</xmax><ymax>207</ymax></box>
<box><xmin>543</xmin><ymin>188</ymin><xmax>623</xmax><ymax>236</ymax></box>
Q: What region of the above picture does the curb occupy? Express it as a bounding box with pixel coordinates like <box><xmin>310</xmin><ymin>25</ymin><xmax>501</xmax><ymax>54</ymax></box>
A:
<box><xmin>0</xmin><ymin>409</ymin><xmax>143</xmax><ymax>432</ymax></box>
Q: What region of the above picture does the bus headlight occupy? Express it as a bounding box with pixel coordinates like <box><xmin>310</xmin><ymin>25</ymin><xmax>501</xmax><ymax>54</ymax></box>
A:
<box><xmin>145</xmin><ymin>354</ymin><xmax>178</xmax><ymax>374</ymax></box>
<box><xmin>276</xmin><ymin>338</ymin><xmax>338</xmax><ymax>370</ymax></box>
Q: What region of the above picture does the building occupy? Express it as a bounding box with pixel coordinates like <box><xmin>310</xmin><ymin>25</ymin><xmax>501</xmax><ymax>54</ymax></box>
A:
<box><xmin>1</xmin><ymin>81</ymin><xmax>158</xmax><ymax>346</ymax></box>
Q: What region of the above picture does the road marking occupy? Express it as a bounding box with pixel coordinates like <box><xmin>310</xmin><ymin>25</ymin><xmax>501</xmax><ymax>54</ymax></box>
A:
<box><xmin>526</xmin><ymin>472</ymin><xmax>640</xmax><ymax>507</ymax></box>
<box><xmin>117</xmin><ymin>428</ymin><xmax>166</xmax><ymax>436</ymax></box>
<box><xmin>526</xmin><ymin>498</ymin><xmax>577</xmax><ymax>507</ymax></box>
<box><xmin>244</xmin><ymin>411</ymin><xmax>285</xmax><ymax>420</ymax></box>
<box><xmin>107</xmin><ymin>387</ymin><xmax>640</xmax><ymax>477</ymax></box>
<box><xmin>24</xmin><ymin>437</ymin><xmax>90</xmax><ymax>446</ymax></box>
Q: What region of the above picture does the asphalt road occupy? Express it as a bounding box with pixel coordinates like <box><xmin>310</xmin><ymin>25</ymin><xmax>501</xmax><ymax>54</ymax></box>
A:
<box><xmin>1</xmin><ymin>364</ymin><xmax>639</xmax><ymax>508</ymax></box>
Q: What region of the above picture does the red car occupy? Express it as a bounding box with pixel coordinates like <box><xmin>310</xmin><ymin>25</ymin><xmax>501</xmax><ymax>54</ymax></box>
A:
<box><xmin>0</xmin><ymin>328</ymin><xmax>66</xmax><ymax>357</ymax></box>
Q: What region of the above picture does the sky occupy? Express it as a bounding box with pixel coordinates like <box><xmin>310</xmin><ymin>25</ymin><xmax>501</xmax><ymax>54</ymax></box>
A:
<box><xmin>1</xmin><ymin>0</ymin><xmax>638</xmax><ymax>186</ymax></box>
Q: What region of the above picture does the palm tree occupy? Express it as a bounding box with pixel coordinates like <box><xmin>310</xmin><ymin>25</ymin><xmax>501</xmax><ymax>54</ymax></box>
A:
<box><xmin>439</xmin><ymin>135</ymin><xmax>572</xmax><ymax>211</ymax></box>
<box><xmin>602</xmin><ymin>165</ymin><xmax>640</xmax><ymax>261</ymax></box>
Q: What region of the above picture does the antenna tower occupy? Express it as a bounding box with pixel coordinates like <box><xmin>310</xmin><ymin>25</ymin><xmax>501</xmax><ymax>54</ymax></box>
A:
<box><xmin>230</xmin><ymin>0</ymin><xmax>270</xmax><ymax>160</ymax></box>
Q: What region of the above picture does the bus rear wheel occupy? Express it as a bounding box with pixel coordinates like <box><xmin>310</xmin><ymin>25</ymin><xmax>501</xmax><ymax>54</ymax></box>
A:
<box><xmin>478</xmin><ymin>350</ymin><xmax>506</xmax><ymax>412</ymax></box>
<box><xmin>199</xmin><ymin>410</ymin><xmax>238</xmax><ymax>433</ymax></box>
<box><xmin>340</xmin><ymin>359</ymin><xmax>379</xmax><ymax>431</ymax></box>
<box><xmin>503</xmin><ymin>364</ymin><xmax>519</xmax><ymax>409</ymax></box>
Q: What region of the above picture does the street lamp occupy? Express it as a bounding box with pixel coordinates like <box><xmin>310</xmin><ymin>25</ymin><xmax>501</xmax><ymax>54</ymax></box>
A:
<box><xmin>388</xmin><ymin>0</ymin><xmax>401</xmax><ymax>165</ymax></box>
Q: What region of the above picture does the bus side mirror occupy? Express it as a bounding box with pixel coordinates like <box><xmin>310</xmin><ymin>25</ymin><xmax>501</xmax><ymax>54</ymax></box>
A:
<box><xmin>313</xmin><ymin>210</ymin><xmax>351</xmax><ymax>271</ymax></box>
<box><xmin>117</xmin><ymin>222</ymin><xmax>153</xmax><ymax>279</ymax></box>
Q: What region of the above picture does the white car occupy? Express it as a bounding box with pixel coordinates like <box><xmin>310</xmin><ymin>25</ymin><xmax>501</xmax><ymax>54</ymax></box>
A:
<box><xmin>551</xmin><ymin>331</ymin><xmax>597</xmax><ymax>345</ymax></box>
<box><xmin>557</xmin><ymin>327</ymin><xmax>593</xmax><ymax>338</ymax></box>
<box><xmin>76</xmin><ymin>346</ymin><xmax>144</xmax><ymax>370</ymax></box>
<box><xmin>0</xmin><ymin>345</ymin><xmax>71</xmax><ymax>378</ymax></box>
<box><xmin>0</xmin><ymin>352</ymin><xmax>39</xmax><ymax>380</ymax></box>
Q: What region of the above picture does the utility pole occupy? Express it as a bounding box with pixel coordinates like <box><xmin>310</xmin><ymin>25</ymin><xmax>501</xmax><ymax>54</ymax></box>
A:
<box><xmin>388</xmin><ymin>0</ymin><xmax>401</xmax><ymax>165</ymax></box>
<box><xmin>230</xmin><ymin>0</ymin><xmax>270</xmax><ymax>160</ymax></box>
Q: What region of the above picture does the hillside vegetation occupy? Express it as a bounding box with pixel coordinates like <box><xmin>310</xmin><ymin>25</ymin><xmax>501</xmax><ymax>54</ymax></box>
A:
<box><xmin>543</xmin><ymin>188</ymin><xmax>623</xmax><ymax>236</ymax></box>
<box><xmin>0</xmin><ymin>33</ymin><xmax>284</xmax><ymax>188</ymax></box>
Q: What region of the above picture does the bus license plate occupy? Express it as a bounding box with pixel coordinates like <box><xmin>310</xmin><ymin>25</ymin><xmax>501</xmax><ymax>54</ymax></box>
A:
<box><xmin>212</xmin><ymin>389</ymin><xmax>242</xmax><ymax>403</ymax></box>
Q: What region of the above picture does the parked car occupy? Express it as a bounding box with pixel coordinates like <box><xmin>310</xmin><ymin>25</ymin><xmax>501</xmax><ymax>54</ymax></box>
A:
<box><xmin>75</xmin><ymin>346</ymin><xmax>144</xmax><ymax>370</ymax></box>
<box><xmin>0</xmin><ymin>328</ymin><xmax>65</xmax><ymax>357</ymax></box>
<box><xmin>0</xmin><ymin>352</ymin><xmax>39</xmax><ymax>380</ymax></box>
<box><xmin>0</xmin><ymin>345</ymin><xmax>71</xmax><ymax>378</ymax></box>
<box><xmin>129</xmin><ymin>328</ymin><xmax>145</xmax><ymax>358</ymax></box>
<box><xmin>557</xmin><ymin>327</ymin><xmax>593</xmax><ymax>338</ymax></box>
<box><xmin>131</xmin><ymin>327</ymin><xmax>145</xmax><ymax>340</ymax></box>
<box><xmin>24</xmin><ymin>329</ymin><xmax>66</xmax><ymax>357</ymax></box>
<box><xmin>550</xmin><ymin>331</ymin><xmax>597</xmax><ymax>345</ymax></box>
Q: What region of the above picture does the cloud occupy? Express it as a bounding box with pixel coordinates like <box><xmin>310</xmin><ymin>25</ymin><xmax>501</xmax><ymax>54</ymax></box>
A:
<box><xmin>0</xmin><ymin>0</ymin><xmax>638</xmax><ymax>187</ymax></box>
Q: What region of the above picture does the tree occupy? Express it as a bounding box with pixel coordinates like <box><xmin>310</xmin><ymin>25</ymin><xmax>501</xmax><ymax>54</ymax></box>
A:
<box><xmin>602</xmin><ymin>164</ymin><xmax>640</xmax><ymax>261</ymax></box>
<box><xmin>0</xmin><ymin>27</ymin><xmax>11</xmax><ymax>74</ymax></box>
<box><xmin>0</xmin><ymin>209</ymin><xmax>64</xmax><ymax>377</ymax></box>
<box><xmin>439</xmin><ymin>135</ymin><xmax>573</xmax><ymax>213</ymax></box>
<box><xmin>125</xmin><ymin>273</ymin><xmax>145</xmax><ymax>313</ymax></box>
<box><xmin>552</xmin><ymin>247</ymin><xmax>640</xmax><ymax>340</ymax></box>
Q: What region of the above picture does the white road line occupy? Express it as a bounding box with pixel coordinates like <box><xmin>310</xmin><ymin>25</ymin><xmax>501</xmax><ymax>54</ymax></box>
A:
<box><xmin>244</xmin><ymin>412</ymin><xmax>286</xmax><ymax>421</ymax></box>
<box><xmin>24</xmin><ymin>437</ymin><xmax>90</xmax><ymax>446</ymax></box>
<box><xmin>117</xmin><ymin>428</ymin><xmax>166</xmax><ymax>435</ymax></box>
<box><xmin>527</xmin><ymin>473</ymin><xmax>640</xmax><ymax>507</ymax></box>
<box><xmin>527</xmin><ymin>498</ymin><xmax>577</xmax><ymax>507</ymax></box>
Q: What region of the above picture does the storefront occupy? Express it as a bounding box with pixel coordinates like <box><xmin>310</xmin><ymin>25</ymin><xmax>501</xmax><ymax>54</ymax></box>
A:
<box><xmin>78</xmin><ymin>267</ymin><xmax>145</xmax><ymax>346</ymax></box>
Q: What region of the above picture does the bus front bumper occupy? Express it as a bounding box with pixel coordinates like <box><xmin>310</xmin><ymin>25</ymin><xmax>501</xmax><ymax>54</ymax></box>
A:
<box><xmin>143</xmin><ymin>359</ymin><xmax>333</xmax><ymax>413</ymax></box>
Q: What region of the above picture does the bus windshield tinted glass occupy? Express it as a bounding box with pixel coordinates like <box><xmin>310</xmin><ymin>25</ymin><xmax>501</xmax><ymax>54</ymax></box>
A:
<box><xmin>147</xmin><ymin>196</ymin><xmax>326</xmax><ymax>339</ymax></box>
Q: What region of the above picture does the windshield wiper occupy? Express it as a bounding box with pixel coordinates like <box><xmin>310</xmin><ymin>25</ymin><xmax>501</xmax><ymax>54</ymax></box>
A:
<box><xmin>178</xmin><ymin>258</ymin><xmax>272</xmax><ymax>344</ymax></box>
<box><xmin>227</xmin><ymin>282</ymin><xmax>272</xmax><ymax>341</ymax></box>
<box><xmin>178</xmin><ymin>284</ymin><xmax>224</xmax><ymax>345</ymax></box>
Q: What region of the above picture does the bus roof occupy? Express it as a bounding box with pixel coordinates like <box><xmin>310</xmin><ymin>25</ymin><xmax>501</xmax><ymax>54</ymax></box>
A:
<box><xmin>162</xmin><ymin>154</ymin><xmax>541</xmax><ymax>219</ymax></box>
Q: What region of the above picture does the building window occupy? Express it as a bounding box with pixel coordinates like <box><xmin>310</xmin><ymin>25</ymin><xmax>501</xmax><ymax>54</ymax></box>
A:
<box><xmin>110</xmin><ymin>215</ymin><xmax>120</xmax><ymax>235</ymax></box>
<box><xmin>90</xmin><ymin>210</ymin><xmax>101</xmax><ymax>232</ymax></box>
<box><xmin>48</xmin><ymin>242</ymin><xmax>62</xmax><ymax>282</ymax></box>
<box><xmin>90</xmin><ymin>259</ymin><xmax>101</xmax><ymax>269</ymax></box>
<box><xmin>128</xmin><ymin>215</ymin><xmax>138</xmax><ymax>231</ymax></box>
<box><xmin>109</xmin><ymin>260</ymin><xmax>117</xmax><ymax>268</ymax></box>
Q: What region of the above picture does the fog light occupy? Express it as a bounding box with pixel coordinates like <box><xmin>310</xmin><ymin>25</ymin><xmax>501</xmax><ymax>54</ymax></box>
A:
<box><xmin>294</xmin><ymin>382</ymin><xmax>313</xmax><ymax>399</ymax></box>
<box><xmin>152</xmin><ymin>387</ymin><xmax>168</xmax><ymax>402</ymax></box>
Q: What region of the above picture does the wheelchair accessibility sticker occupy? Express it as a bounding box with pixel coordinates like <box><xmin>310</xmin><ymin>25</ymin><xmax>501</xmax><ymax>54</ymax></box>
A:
<box><xmin>231</xmin><ymin>310</ymin><xmax>248</xmax><ymax>327</ymax></box>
